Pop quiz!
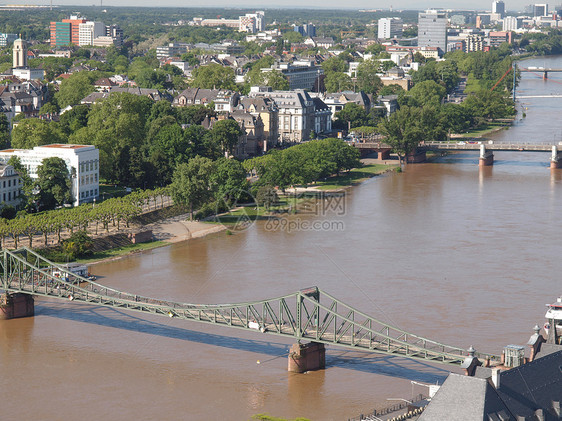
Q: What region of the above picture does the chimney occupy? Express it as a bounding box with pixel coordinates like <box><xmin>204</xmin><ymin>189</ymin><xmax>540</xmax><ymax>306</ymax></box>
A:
<box><xmin>491</xmin><ymin>368</ymin><xmax>501</xmax><ymax>389</ymax></box>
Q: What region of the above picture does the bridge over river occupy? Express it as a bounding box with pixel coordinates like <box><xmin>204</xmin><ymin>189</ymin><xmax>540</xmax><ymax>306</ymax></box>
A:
<box><xmin>0</xmin><ymin>247</ymin><xmax>500</xmax><ymax>373</ymax></box>
<box><xmin>353</xmin><ymin>141</ymin><xmax>562</xmax><ymax>167</ymax></box>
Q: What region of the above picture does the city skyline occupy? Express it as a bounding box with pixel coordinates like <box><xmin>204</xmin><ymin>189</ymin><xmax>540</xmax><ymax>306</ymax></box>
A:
<box><xmin>10</xmin><ymin>0</ymin><xmax>555</xmax><ymax>12</ymax></box>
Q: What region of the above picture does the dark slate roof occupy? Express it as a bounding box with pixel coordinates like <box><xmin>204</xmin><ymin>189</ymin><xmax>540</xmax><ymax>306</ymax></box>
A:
<box><xmin>495</xmin><ymin>350</ymin><xmax>562</xmax><ymax>419</ymax></box>
<box><xmin>418</xmin><ymin>374</ymin><xmax>511</xmax><ymax>421</ymax></box>
<box><xmin>421</xmin><ymin>351</ymin><xmax>562</xmax><ymax>420</ymax></box>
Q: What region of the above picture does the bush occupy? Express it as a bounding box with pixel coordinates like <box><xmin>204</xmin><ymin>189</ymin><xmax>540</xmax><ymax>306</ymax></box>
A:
<box><xmin>61</xmin><ymin>230</ymin><xmax>94</xmax><ymax>259</ymax></box>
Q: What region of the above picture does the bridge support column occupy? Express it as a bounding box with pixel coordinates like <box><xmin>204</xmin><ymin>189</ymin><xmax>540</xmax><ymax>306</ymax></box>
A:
<box><xmin>0</xmin><ymin>292</ymin><xmax>34</xmax><ymax>320</ymax></box>
<box><xmin>551</xmin><ymin>145</ymin><xmax>562</xmax><ymax>169</ymax></box>
<box><xmin>288</xmin><ymin>342</ymin><xmax>325</xmax><ymax>373</ymax></box>
<box><xmin>479</xmin><ymin>144</ymin><xmax>494</xmax><ymax>167</ymax></box>
<box><xmin>378</xmin><ymin>150</ymin><xmax>390</xmax><ymax>160</ymax></box>
<box><xmin>406</xmin><ymin>150</ymin><xmax>427</xmax><ymax>164</ymax></box>
<box><xmin>544</xmin><ymin>71</ymin><xmax>548</xmax><ymax>80</ymax></box>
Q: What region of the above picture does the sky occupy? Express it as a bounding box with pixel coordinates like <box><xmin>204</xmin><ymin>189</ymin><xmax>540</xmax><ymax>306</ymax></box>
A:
<box><xmin>14</xmin><ymin>0</ymin><xmax>542</xmax><ymax>12</ymax></box>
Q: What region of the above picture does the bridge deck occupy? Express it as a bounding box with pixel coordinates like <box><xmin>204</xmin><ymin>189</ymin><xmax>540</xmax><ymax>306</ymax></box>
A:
<box><xmin>422</xmin><ymin>142</ymin><xmax>556</xmax><ymax>152</ymax></box>
<box><xmin>1</xmin><ymin>247</ymin><xmax>501</xmax><ymax>367</ymax></box>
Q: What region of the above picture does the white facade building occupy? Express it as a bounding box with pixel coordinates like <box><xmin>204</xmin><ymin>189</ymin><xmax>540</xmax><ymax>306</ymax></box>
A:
<box><xmin>78</xmin><ymin>21</ymin><xmax>105</xmax><ymax>46</ymax></box>
<box><xmin>0</xmin><ymin>164</ymin><xmax>22</xmax><ymax>208</ymax></box>
<box><xmin>0</xmin><ymin>144</ymin><xmax>99</xmax><ymax>207</ymax></box>
<box><xmin>503</xmin><ymin>16</ymin><xmax>523</xmax><ymax>31</ymax></box>
<box><xmin>378</xmin><ymin>18</ymin><xmax>403</xmax><ymax>39</ymax></box>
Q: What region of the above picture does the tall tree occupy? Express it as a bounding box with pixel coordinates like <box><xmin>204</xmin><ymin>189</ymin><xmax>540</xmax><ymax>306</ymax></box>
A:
<box><xmin>378</xmin><ymin>106</ymin><xmax>423</xmax><ymax>164</ymax></box>
<box><xmin>170</xmin><ymin>156</ymin><xmax>215</xmax><ymax>219</ymax></box>
<box><xmin>210</xmin><ymin>119</ymin><xmax>243</xmax><ymax>157</ymax></box>
<box><xmin>36</xmin><ymin>157</ymin><xmax>72</xmax><ymax>210</ymax></box>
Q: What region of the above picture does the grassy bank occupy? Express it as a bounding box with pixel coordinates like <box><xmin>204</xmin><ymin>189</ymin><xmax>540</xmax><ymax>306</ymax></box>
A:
<box><xmin>76</xmin><ymin>240</ymin><xmax>169</xmax><ymax>264</ymax></box>
<box><xmin>457</xmin><ymin>120</ymin><xmax>514</xmax><ymax>138</ymax></box>
<box><xmin>315</xmin><ymin>163</ymin><xmax>398</xmax><ymax>190</ymax></box>
<box><xmin>215</xmin><ymin>162</ymin><xmax>397</xmax><ymax>223</ymax></box>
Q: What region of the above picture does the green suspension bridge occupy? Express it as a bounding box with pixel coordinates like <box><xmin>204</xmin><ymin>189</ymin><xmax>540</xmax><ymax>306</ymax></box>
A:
<box><xmin>1</xmin><ymin>247</ymin><xmax>500</xmax><ymax>367</ymax></box>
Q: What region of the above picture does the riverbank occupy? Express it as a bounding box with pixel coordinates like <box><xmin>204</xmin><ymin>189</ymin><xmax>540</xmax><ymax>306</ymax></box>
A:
<box><xmin>83</xmin><ymin>160</ymin><xmax>397</xmax><ymax>266</ymax></box>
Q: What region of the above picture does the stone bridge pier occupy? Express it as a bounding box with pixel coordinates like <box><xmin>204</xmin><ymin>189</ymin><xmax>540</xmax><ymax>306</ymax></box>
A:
<box><xmin>288</xmin><ymin>342</ymin><xmax>326</xmax><ymax>373</ymax></box>
<box><xmin>551</xmin><ymin>145</ymin><xmax>562</xmax><ymax>169</ymax></box>
<box><xmin>0</xmin><ymin>292</ymin><xmax>34</xmax><ymax>319</ymax></box>
<box><xmin>479</xmin><ymin>144</ymin><xmax>494</xmax><ymax>167</ymax></box>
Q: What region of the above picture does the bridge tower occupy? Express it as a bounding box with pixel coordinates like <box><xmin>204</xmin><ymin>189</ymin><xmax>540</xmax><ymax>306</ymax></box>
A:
<box><xmin>551</xmin><ymin>145</ymin><xmax>562</xmax><ymax>169</ymax></box>
<box><xmin>479</xmin><ymin>144</ymin><xmax>494</xmax><ymax>166</ymax></box>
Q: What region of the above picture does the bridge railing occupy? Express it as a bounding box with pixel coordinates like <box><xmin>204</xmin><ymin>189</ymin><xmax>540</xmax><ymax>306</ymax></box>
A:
<box><xmin>0</xmin><ymin>247</ymin><xmax>500</xmax><ymax>366</ymax></box>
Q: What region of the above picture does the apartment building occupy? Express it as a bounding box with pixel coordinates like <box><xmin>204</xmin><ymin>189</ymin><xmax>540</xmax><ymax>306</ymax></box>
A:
<box><xmin>248</xmin><ymin>88</ymin><xmax>321</xmax><ymax>144</ymax></box>
<box><xmin>0</xmin><ymin>144</ymin><xmax>100</xmax><ymax>206</ymax></box>
<box><xmin>378</xmin><ymin>17</ymin><xmax>403</xmax><ymax>39</ymax></box>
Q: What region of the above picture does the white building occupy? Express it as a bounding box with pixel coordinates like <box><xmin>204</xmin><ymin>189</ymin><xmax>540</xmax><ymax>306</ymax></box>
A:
<box><xmin>0</xmin><ymin>164</ymin><xmax>22</xmax><ymax>208</ymax></box>
<box><xmin>378</xmin><ymin>17</ymin><xmax>403</xmax><ymax>39</ymax></box>
<box><xmin>0</xmin><ymin>144</ymin><xmax>100</xmax><ymax>207</ymax></box>
<box><xmin>503</xmin><ymin>16</ymin><xmax>523</xmax><ymax>31</ymax></box>
<box><xmin>78</xmin><ymin>21</ymin><xmax>105</xmax><ymax>46</ymax></box>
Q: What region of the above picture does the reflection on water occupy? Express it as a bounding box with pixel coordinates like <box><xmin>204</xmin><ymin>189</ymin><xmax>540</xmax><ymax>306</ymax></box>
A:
<box><xmin>3</xmin><ymin>56</ymin><xmax>562</xmax><ymax>420</ymax></box>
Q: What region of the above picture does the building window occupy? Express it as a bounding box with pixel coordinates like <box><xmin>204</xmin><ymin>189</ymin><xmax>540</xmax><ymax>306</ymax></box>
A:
<box><xmin>94</xmin><ymin>174</ymin><xmax>98</xmax><ymax>182</ymax></box>
<box><xmin>95</xmin><ymin>188</ymin><xmax>98</xmax><ymax>195</ymax></box>
<box><xmin>7</xmin><ymin>180</ymin><xmax>10</xmax><ymax>187</ymax></box>
<box><xmin>2</xmin><ymin>193</ymin><xmax>4</xmax><ymax>202</ymax></box>
<box><xmin>8</xmin><ymin>192</ymin><xmax>10</xmax><ymax>201</ymax></box>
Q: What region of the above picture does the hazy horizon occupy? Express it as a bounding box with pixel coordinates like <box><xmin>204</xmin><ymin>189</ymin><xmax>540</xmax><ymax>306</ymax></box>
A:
<box><xmin>6</xmin><ymin>0</ymin><xmax>540</xmax><ymax>12</ymax></box>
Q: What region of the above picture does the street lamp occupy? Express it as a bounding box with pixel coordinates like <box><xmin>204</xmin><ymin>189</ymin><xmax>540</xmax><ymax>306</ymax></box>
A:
<box><xmin>93</xmin><ymin>197</ymin><xmax>96</xmax><ymax>208</ymax></box>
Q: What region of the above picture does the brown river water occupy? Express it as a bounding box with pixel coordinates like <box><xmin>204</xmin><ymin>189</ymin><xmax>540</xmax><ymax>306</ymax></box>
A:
<box><xmin>3</xmin><ymin>56</ymin><xmax>562</xmax><ymax>420</ymax></box>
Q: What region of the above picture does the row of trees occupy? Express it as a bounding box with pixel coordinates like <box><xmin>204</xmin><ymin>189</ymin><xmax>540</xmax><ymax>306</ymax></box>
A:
<box><xmin>243</xmin><ymin>138</ymin><xmax>361</xmax><ymax>190</ymax></box>
<box><xmin>0</xmin><ymin>187</ymin><xmax>169</xmax><ymax>249</ymax></box>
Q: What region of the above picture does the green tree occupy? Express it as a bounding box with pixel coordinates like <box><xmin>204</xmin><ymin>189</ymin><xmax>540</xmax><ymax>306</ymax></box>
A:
<box><xmin>8</xmin><ymin>156</ymin><xmax>35</xmax><ymax>211</ymax></box>
<box><xmin>190</xmin><ymin>63</ymin><xmax>236</xmax><ymax>90</ymax></box>
<box><xmin>36</xmin><ymin>157</ymin><xmax>72</xmax><ymax>210</ymax></box>
<box><xmin>71</xmin><ymin>92</ymin><xmax>153</xmax><ymax>183</ymax></box>
<box><xmin>59</xmin><ymin>104</ymin><xmax>90</xmax><ymax>135</ymax></box>
<box><xmin>0</xmin><ymin>113</ymin><xmax>9</xmax><ymax>149</ymax></box>
<box><xmin>356</xmin><ymin>59</ymin><xmax>382</xmax><ymax>95</ymax></box>
<box><xmin>171</xmin><ymin>156</ymin><xmax>216</xmax><ymax>219</ymax></box>
<box><xmin>334</xmin><ymin>103</ymin><xmax>369</xmax><ymax>129</ymax></box>
<box><xmin>55</xmin><ymin>71</ymin><xmax>101</xmax><ymax>108</ymax></box>
<box><xmin>378</xmin><ymin>106</ymin><xmax>423</xmax><ymax>164</ymax></box>
<box><xmin>210</xmin><ymin>119</ymin><xmax>243</xmax><ymax>157</ymax></box>
<box><xmin>324</xmin><ymin>72</ymin><xmax>353</xmax><ymax>92</ymax></box>
<box><xmin>11</xmin><ymin>119</ymin><xmax>67</xmax><ymax>149</ymax></box>
<box><xmin>211</xmin><ymin>158</ymin><xmax>250</xmax><ymax>204</ymax></box>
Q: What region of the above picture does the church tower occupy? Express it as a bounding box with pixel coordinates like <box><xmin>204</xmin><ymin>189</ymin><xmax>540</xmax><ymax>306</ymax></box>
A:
<box><xmin>13</xmin><ymin>37</ymin><xmax>27</xmax><ymax>69</ymax></box>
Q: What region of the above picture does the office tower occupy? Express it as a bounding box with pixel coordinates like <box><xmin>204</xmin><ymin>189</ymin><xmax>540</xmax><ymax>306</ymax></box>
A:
<box><xmin>492</xmin><ymin>1</ymin><xmax>506</xmax><ymax>18</ymax></box>
<box><xmin>533</xmin><ymin>3</ymin><xmax>548</xmax><ymax>16</ymax></box>
<box><xmin>418</xmin><ymin>10</ymin><xmax>447</xmax><ymax>54</ymax></box>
